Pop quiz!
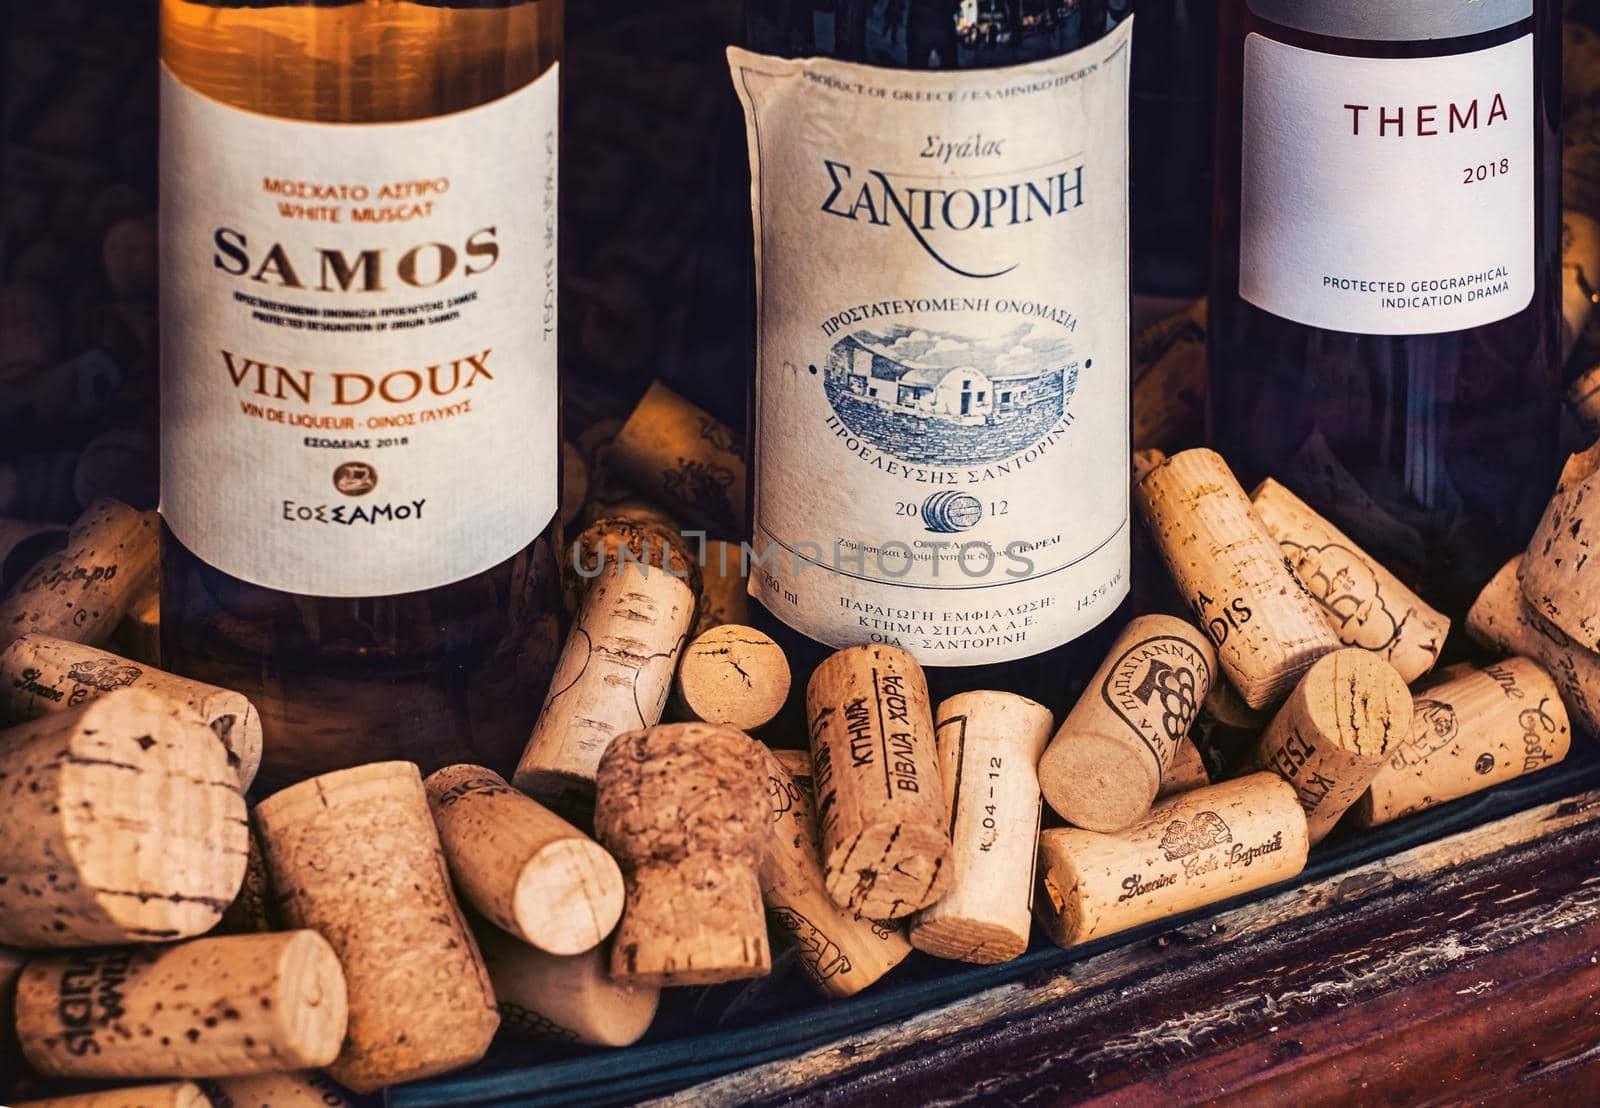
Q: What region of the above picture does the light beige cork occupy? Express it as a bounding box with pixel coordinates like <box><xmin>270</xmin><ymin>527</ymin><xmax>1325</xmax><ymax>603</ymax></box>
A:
<box><xmin>608</xmin><ymin>381</ymin><xmax>746</xmax><ymax>535</ymax></box>
<box><xmin>0</xmin><ymin>500</ymin><xmax>157</xmax><ymax>646</ymax></box>
<box><xmin>1040</xmin><ymin>615</ymin><xmax>1217</xmax><ymax>831</ymax></box>
<box><xmin>694</xmin><ymin>539</ymin><xmax>750</xmax><ymax>636</ymax></box>
<box><xmin>425</xmin><ymin>764</ymin><xmax>624</xmax><ymax>955</ymax></box>
<box><xmin>805</xmin><ymin>645</ymin><xmax>953</xmax><ymax>919</ymax></box>
<box><xmin>254</xmin><ymin>762</ymin><xmax>500</xmax><ymax>1094</ymax></box>
<box><xmin>757</xmin><ymin>746</ymin><xmax>912</xmax><ymax>996</ymax></box>
<box><xmin>1353</xmin><ymin>659</ymin><xmax>1572</xmax><ymax>828</ymax></box>
<box><xmin>514</xmin><ymin>518</ymin><xmax>699</xmax><ymax>816</ymax></box>
<box><xmin>1131</xmin><ymin>448</ymin><xmax>1167</xmax><ymax>483</ymax></box>
<box><xmin>1251</xmin><ymin>478</ymin><xmax>1449</xmax><ymax>683</ymax></box>
<box><xmin>910</xmin><ymin>691</ymin><xmax>1052</xmax><ymax>964</ymax></box>
<box><xmin>476</xmin><ymin>925</ymin><xmax>659</xmax><ymax>1048</ymax></box>
<box><xmin>672</xmin><ymin>624</ymin><xmax>791</xmax><ymax>731</ymax></box>
<box><xmin>1136</xmin><ymin>449</ymin><xmax>1340</xmax><ymax>709</ymax></box>
<box><xmin>1037</xmin><ymin>773</ymin><xmax>1307</xmax><ymax>946</ymax></box>
<box><xmin>112</xmin><ymin>584</ymin><xmax>160</xmax><ymax>666</ymax></box>
<box><xmin>1244</xmin><ymin>648</ymin><xmax>1412</xmax><ymax>844</ymax></box>
<box><xmin>0</xmin><ymin>688</ymin><xmax>247</xmax><ymax>949</ymax></box>
<box><xmin>199</xmin><ymin>1071</ymin><xmax>357</xmax><ymax>1108</ymax></box>
<box><xmin>0</xmin><ymin>634</ymin><xmax>262</xmax><ymax>790</ymax></box>
<box><xmin>1467</xmin><ymin>556</ymin><xmax>1600</xmax><ymax>736</ymax></box>
<box><xmin>13</xmin><ymin>1084</ymin><xmax>211</xmax><ymax>1108</ymax></box>
<box><xmin>1158</xmin><ymin>737</ymin><xmax>1212</xmax><ymax>799</ymax></box>
<box><xmin>16</xmin><ymin>931</ymin><xmax>347</xmax><ymax>1080</ymax></box>
<box><xmin>1520</xmin><ymin>442</ymin><xmax>1600</xmax><ymax>651</ymax></box>
<box><xmin>594</xmin><ymin>722</ymin><xmax>771</xmax><ymax>986</ymax></box>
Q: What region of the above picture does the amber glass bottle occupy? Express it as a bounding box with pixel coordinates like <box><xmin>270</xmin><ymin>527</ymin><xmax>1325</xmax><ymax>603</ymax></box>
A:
<box><xmin>159</xmin><ymin>0</ymin><xmax>564</xmax><ymax>786</ymax></box>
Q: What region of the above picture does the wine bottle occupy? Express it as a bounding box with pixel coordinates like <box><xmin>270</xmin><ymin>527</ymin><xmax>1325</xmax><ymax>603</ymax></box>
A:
<box><xmin>1210</xmin><ymin>0</ymin><xmax>1564</xmax><ymax>612</ymax></box>
<box><xmin>159</xmin><ymin>0</ymin><xmax>564</xmax><ymax>786</ymax></box>
<box><xmin>730</xmin><ymin>1</ymin><xmax>1135</xmax><ymax>709</ymax></box>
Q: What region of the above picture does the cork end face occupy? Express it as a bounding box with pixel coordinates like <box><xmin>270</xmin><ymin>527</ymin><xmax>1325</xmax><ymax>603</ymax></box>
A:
<box><xmin>908</xmin><ymin>917</ymin><xmax>1029</xmax><ymax>965</ymax></box>
<box><xmin>64</xmin><ymin>689</ymin><xmax>249</xmax><ymax>947</ymax></box>
<box><xmin>1039</xmin><ymin>733</ymin><xmax>1161</xmax><ymax>833</ymax></box>
<box><xmin>677</xmin><ymin>625</ymin><xmax>792</xmax><ymax>732</ymax></box>
<box><xmin>570</xmin><ymin>971</ymin><xmax>661</xmax><ymax>1047</ymax></box>
<box><xmin>513</xmin><ymin>838</ymin><xmax>626</xmax><ymax>956</ymax></box>
<box><xmin>276</xmin><ymin>929</ymin><xmax>351</xmax><ymax>1068</ymax></box>
<box><xmin>822</xmin><ymin>823</ymin><xmax>952</xmax><ymax>919</ymax></box>
<box><xmin>1302</xmin><ymin>649</ymin><xmax>1413</xmax><ymax>758</ymax></box>
<box><xmin>1034</xmin><ymin>836</ymin><xmax>1085</xmax><ymax>948</ymax></box>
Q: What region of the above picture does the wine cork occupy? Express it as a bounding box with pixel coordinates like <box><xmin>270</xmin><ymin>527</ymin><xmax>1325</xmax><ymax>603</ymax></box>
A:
<box><xmin>608</xmin><ymin>380</ymin><xmax>746</xmax><ymax>534</ymax></box>
<box><xmin>672</xmin><ymin>624</ymin><xmax>791</xmax><ymax>731</ymax></box>
<box><xmin>1569</xmin><ymin>364</ymin><xmax>1600</xmax><ymax>436</ymax></box>
<box><xmin>424</xmin><ymin>764</ymin><xmax>624</xmax><ymax>955</ymax></box>
<box><xmin>1250</xmin><ymin>478</ymin><xmax>1449</xmax><ymax>683</ymax></box>
<box><xmin>0</xmin><ymin>500</ymin><xmax>157</xmax><ymax>647</ymax></box>
<box><xmin>113</xmin><ymin>585</ymin><xmax>160</xmax><ymax>666</ymax></box>
<box><xmin>514</xmin><ymin>518</ymin><xmax>699</xmax><ymax>815</ymax></box>
<box><xmin>254</xmin><ymin>762</ymin><xmax>499</xmax><ymax>1093</ymax></box>
<box><xmin>0</xmin><ymin>634</ymin><xmax>262</xmax><ymax>790</ymax></box>
<box><xmin>1283</xmin><ymin>429</ymin><xmax>1426</xmax><ymax>591</ymax></box>
<box><xmin>1039</xmin><ymin>615</ymin><xmax>1216</xmax><ymax>832</ymax></box>
<box><xmin>1136</xmin><ymin>449</ymin><xmax>1340</xmax><ymax>708</ymax></box>
<box><xmin>1468</xmin><ymin>556</ymin><xmax>1600</xmax><ymax>736</ymax></box>
<box><xmin>13</xmin><ymin>1084</ymin><xmax>210</xmax><ymax>1108</ymax></box>
<box><xmin>198</xmin><ymin>1072</ymin><xmax>357</xmax><ymax>1108</ymax></box>
<box><xmin>1243</xmin><ymin>649</ymin><xmax>1412</xmax><ymax>844</ymax></box>
<box><xmin>0</xmin><ymin>519</ymin><xmax>66</xmax><ymax>593</ymax></box>
<box><xmin>1036</xmin><ymin>773</ymin><xmax>1308</xmax><ymax>947</ymax></box>
<box><xmin>757</xmin><ymin>746</ymin><xmax>912</xmax><ymax>996</ymax></box>
<box><xmin>1520</xmin><ymin>443</ymin><xmax>1600</xmax><ymax>651</ymax></box>
<box><xmin>909</xmin><ymin>692</ymin><xmax>1052</xmax><ymax>964</ymax></box>
<box><xmin>0</xmin><ymin>688</ymin><xmax>247</xmax><ymax>949</ymax></box>
<box><xmin>476</xmin><ymin>926</ymin><xmax>659</xmax><ymax>1048</ymax></box>
<box><xmin>214</xmin><ymin>824</ymin><xmax>273</xmax><ymax>936</ymax></box>
<box><xmin>1130</xmin><ymin>299</ymin><xmax>1206</xmax><ymax>452</ymax></box>
<box><xmin>1158</xmin><ymin>737</ymin><xmax>1212</xmax><ymax>799</ymax></box>
<box><xmin>1561</xmin><ymin>209</ymin><xmax>1599</xmax><ymax>364</ymax></box>
<box><xmin>1131</xmin><ymin>448</ymin><xmax>1167</xmax><ymax>482</ymax></box>
<box><xmin>693</xmin><ymin>539</ymin><xmax>750</xmax><ymax>635</ymax></box>
<box><xmin>16</xmin><ymin>931</ymin><xmax>347</xmax><ymax>1080</ymax></box>
<box><xmin>1352</xmin><ymin>659</ymin><xmax>1572</xmax><ymax>828</ymax></box>
<box><xmin>594</xmin><ymin>723</ymin><xmax>771</xmax><ymax>986</ymax></box>
<box><xmin>805</xmin><ymin>645</ymin><xmax>953</xmax><ymax>919</ymax></box>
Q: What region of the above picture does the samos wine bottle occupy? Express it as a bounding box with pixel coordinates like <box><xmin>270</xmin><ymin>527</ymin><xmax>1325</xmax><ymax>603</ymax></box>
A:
<box><xmin>729</xmin><ymin>1</ymin><xmax>1135</xmax><ymax>710</ymax></box>
<box><xmin>159</xmin><ymin>0</ymin><xmax>564</xmax><ymax>786</ymax></box>
<box><xmin>1210</xmin><ymin>0</ymin><xmax>1563</xmax><ymax>612</ymax></box>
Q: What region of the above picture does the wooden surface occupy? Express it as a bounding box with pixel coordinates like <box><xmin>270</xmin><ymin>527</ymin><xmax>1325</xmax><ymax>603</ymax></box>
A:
<box><xmin>656</xmin><ymin>788</ymin><xmax>1600</xmax><ymax>1105</ymax></box>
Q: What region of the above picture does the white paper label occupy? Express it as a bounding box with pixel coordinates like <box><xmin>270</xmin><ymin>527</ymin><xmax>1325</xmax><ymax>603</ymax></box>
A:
<box><xmin>729</xmin><ymin>22</ymin><xmax>1132</xmax><ymax>668</ymax></box>
<box><xmin>1241</xmin><ymin>34</ymin><xmax>1534</xmax><ymax>336</ymax></box>
<box><xmin>159</xmin><ymin>65</ymin><xmax>559</xmax><ymax>598</ymax></box>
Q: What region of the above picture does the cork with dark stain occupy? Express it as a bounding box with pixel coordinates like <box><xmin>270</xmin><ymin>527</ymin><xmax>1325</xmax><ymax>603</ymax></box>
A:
<box><xmin>594</xmin><ymin>722</ymin><xmax>771</xmax><ymax>987</ymax></box>
<box><xmin>1244</xmin><ymin>649</ymin><xmax>1412</xmax><ymax>844</ymax></box>
<box><xmin>1521</xmin><ymin>442</ymin><xmax>1600</xmax><ymax>652</ymax></box>
<box><xmin>805</xmin><ymin>645</ymin><xmax>952</xmax><ymax>920</ymax></box>
<box><xmin>513</xmin><ymin>518</ymin><xmax>699</xmax><ymax>818</ymax></box>
<box><xmin>0</xmin><ymin>500</ymin><xmax>157</xmax><ymax>648</ymax></box>
<box><xmin>16</xmin><ymin>930</ymin><xmax>347</xmax><ymax>1080</ymax></box>
<box><xmin>672</xmin><ymin>624</ymin><xmax>791</xmax><ymax>731</ymax></box>
<box><xmin>254</xmin><ymin>761</ymin><xmax>499</xmax><ymax>1094</ymax></box>
<box><xmin>0</xmin><ymin>687</ymin><xmax>247</xmax><ymax>949</ymax></box>
<box><xmin>0</xmin><ymin>633</ymin><xmax>263</xmax><ymax>790</ymax></box>
<box><xmin>1136</xmin><ymin>449</ymin><xmax>1340</xmax><ymax>710</ymax></box>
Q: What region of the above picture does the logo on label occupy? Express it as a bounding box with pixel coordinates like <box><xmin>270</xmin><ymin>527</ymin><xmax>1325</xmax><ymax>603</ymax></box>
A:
<box><xmin>1392</xmin><ymin>698</ymin><xmax>1460</xmax><ymax>769</ymax></box>
<box><xmin>1102</xmin><ymin>635</ymin><xmax>1210</xmax><ymax>765</ymax></box>
<box><xmin>1159</xmin><ymin>811</ymin><xmax>1232</xmax><ymax>861</ymax></box>
<box><xmin>333</xmin><ymin>461</ymin><xmax>378</xmax><ymax>497</ymax></box>
<box><xmin>66</xmin><ymin>658</ymin><xmax>142</xmax><ymax>692</ymax></box>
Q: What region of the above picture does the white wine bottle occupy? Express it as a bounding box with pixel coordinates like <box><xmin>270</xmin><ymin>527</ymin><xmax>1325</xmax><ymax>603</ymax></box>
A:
<box><xmin>159</xmin><ymin>0</ymin><xmax>564</xmax><ymax>785</ymax></box>
<box><xmin>729</xmin><ymin>0</ymin><xmax>1135</xmax><ymax>709</ymax></box>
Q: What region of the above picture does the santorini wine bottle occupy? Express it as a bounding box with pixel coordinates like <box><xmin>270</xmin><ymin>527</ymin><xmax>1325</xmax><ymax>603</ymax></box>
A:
<box><xmin>159</xmin><ymin>0</ymin><xmax>564</xmax><ymax>786</ymax></box>
<box><xmin>730</xmin><ymin>1</ymin><xmax>1135</xmax><ymax>709</ymax></box>
<box><xmin>1209</xmin><ymin>0</ymin><xmax>1564</xmax><ymax>612</ymax></box>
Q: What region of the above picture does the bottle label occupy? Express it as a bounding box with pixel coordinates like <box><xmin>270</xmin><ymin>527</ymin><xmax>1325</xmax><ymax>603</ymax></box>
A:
<box><xmin>159</xmin><ymin>65</ymin><xmax>559</xmax><ymax>598</ymax></box>
<box><xmin>1240</xmin><ymin>33</ymin><xmax>1534</xmax><ymax>336</ymax></box>
<box><xmin>1246</xmin><ymin>0</ymin><xmax>1530</xmax><ymax>42</ymax></box>
<box><xmin>729</xmin><ymin>21</ymin><xmax>1133</xmax><ymax>667</ymax></box>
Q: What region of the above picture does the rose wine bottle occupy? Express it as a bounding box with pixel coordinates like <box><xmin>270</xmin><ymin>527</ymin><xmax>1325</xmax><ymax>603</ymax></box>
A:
<box><xmin>729</xmin><ymin>1</ymin><xmax>1135</xmax><ymax>710</ymax></box>
<box><xmin>1210</xmin><ymin>0</ymin><xmax>1564</xmax><ymax>612</ymax></box>
<box><xmin>159</xmin><ymin>0</ymin><xmax>564</xmax><ymax>785</ymax></box>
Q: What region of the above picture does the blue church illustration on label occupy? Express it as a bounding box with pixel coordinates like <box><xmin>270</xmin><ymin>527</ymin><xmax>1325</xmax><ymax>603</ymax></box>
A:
<box><xmin>823</xmin><ymin>322</ymin><xmax>1074</xmax><ymax>469</ymax></box>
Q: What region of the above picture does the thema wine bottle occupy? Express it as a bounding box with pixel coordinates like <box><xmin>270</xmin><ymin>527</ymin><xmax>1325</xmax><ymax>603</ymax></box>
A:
<box><xmin>159</xmin><ymin>0</ymin><xmax>564</xmax><ymax>785</ymax></box>
<box><xmin>1210</xmin><ymin>0</ymin><xmax>1563</xmax><ymax>611</ymax></box>
<box><xmin>729</xmin><ymin>1</ymin><xmax>1135</xmax><ymax>709</ymax></box>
